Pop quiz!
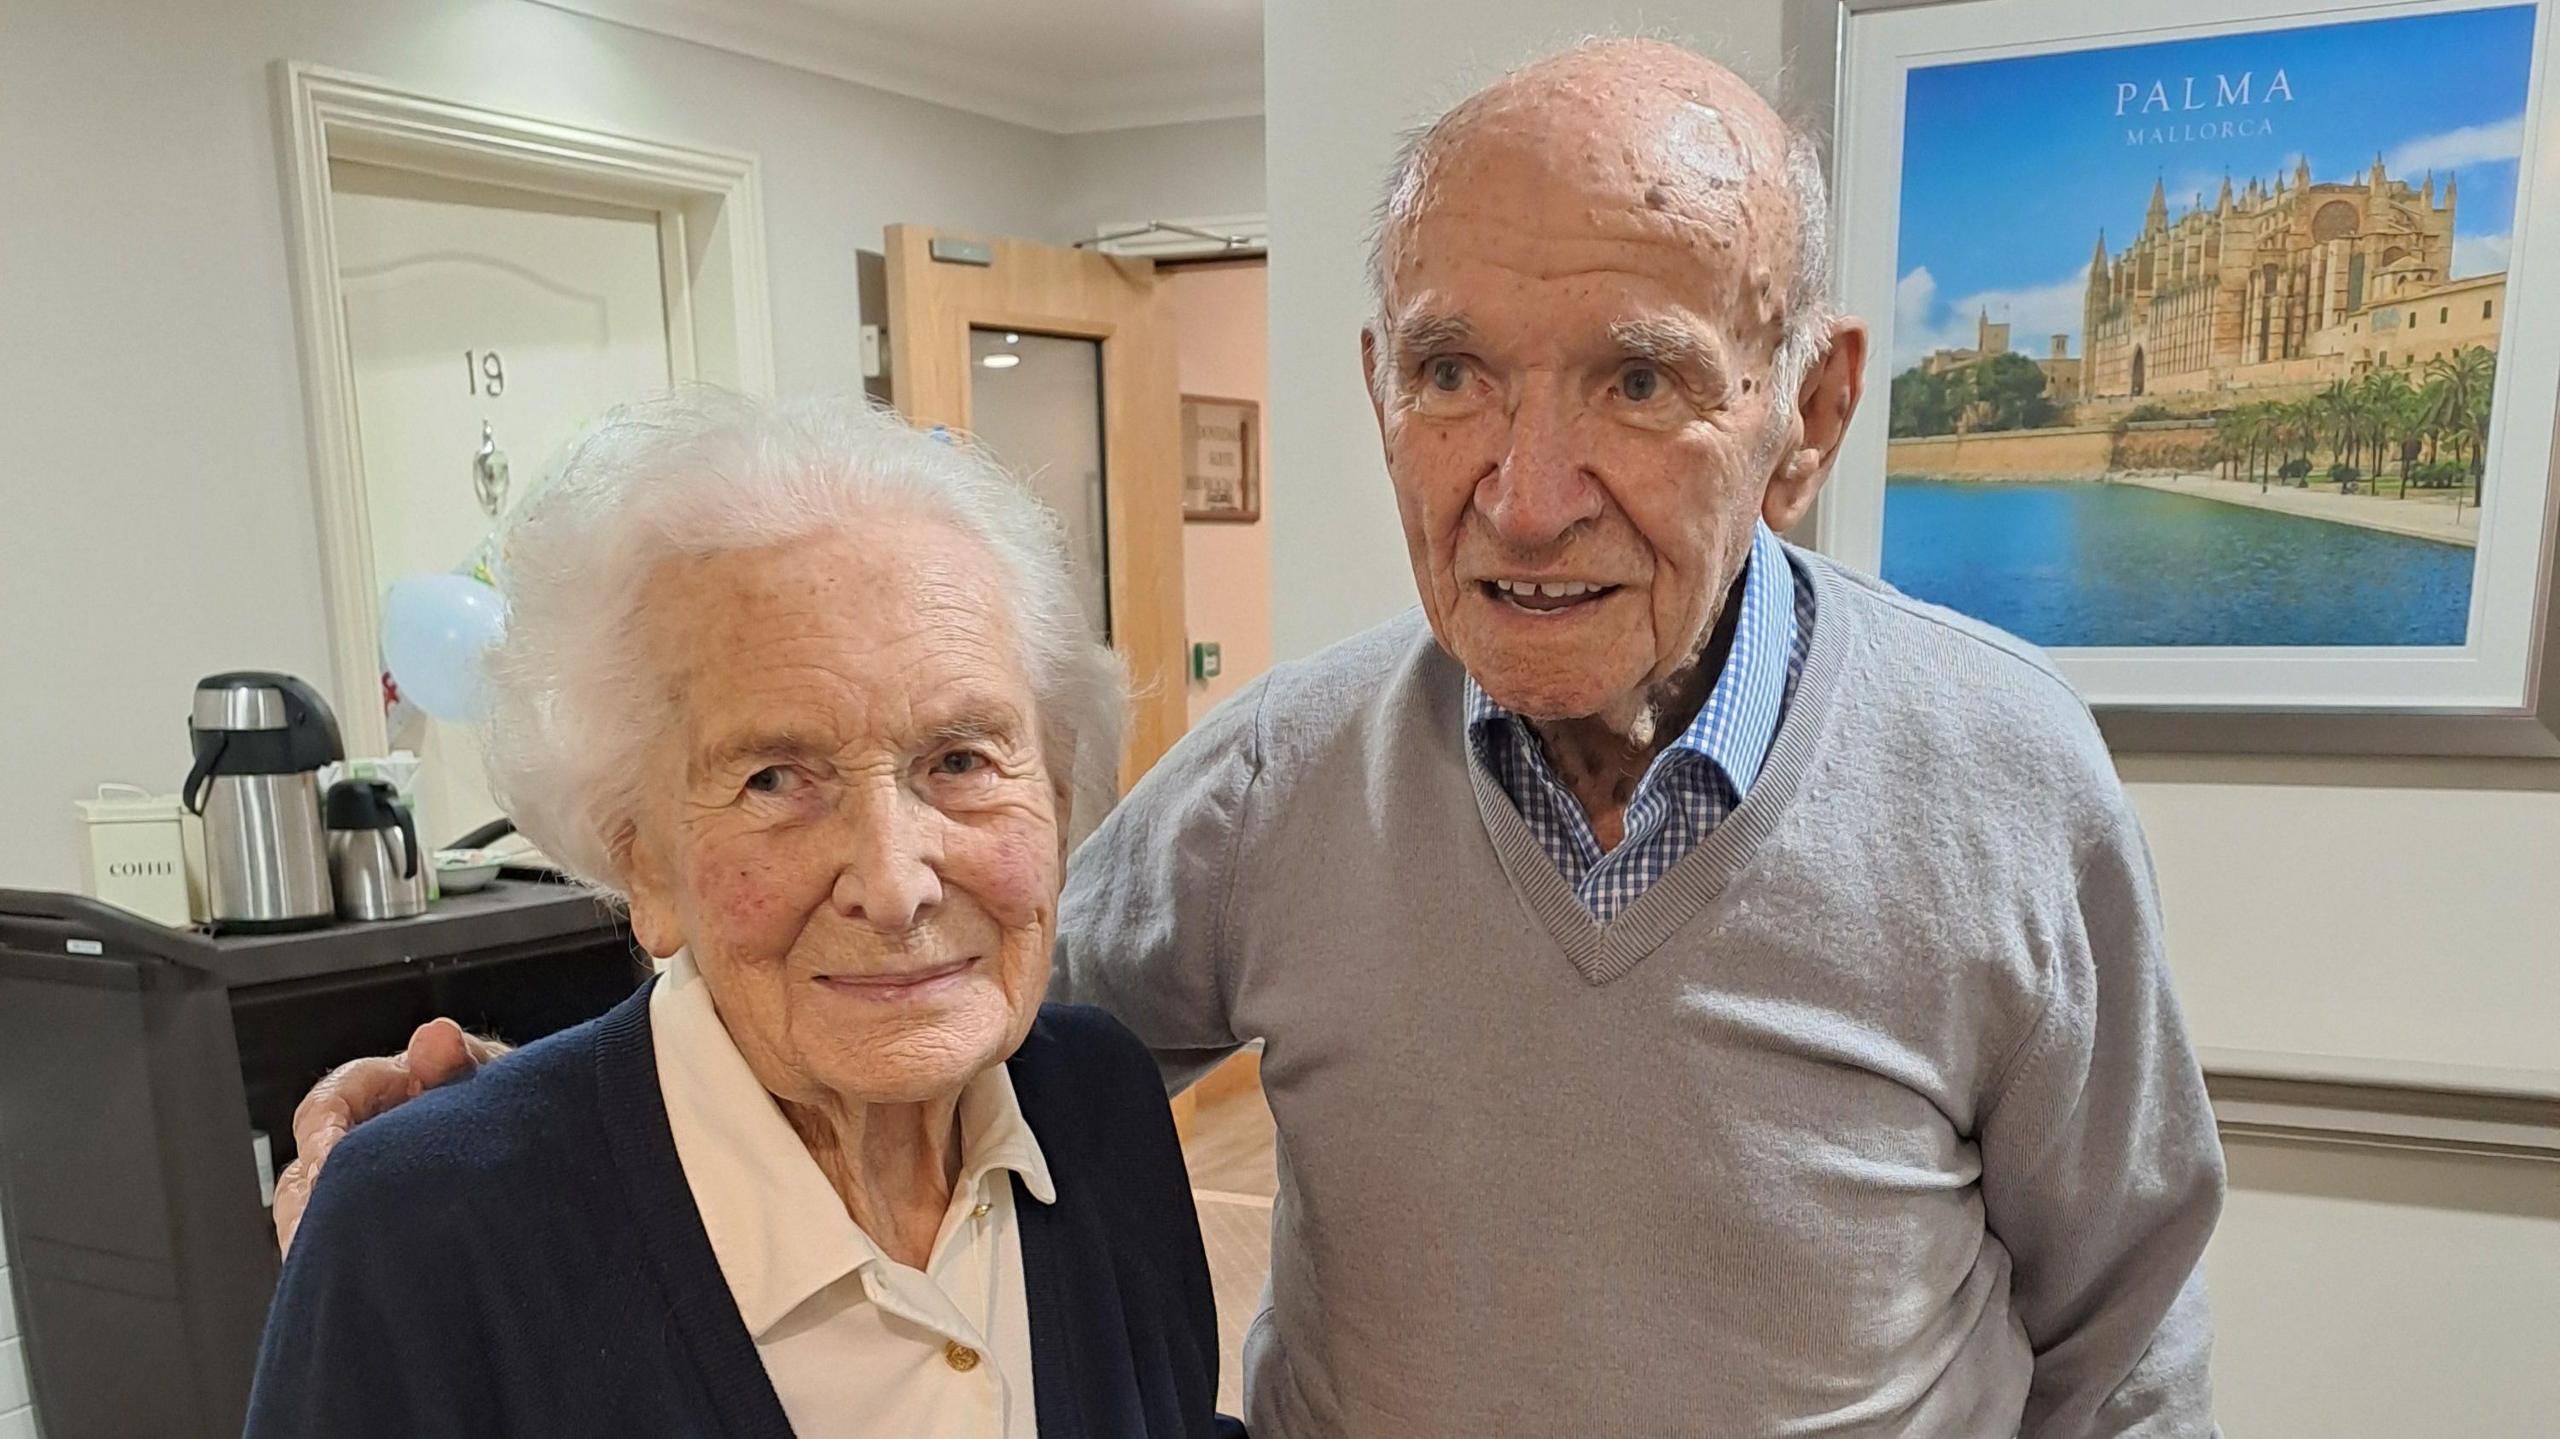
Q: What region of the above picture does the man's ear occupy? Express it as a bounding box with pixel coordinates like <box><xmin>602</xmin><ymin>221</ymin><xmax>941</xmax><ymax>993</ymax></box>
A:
<box><xmin>1764</xmin><ymin>317</ymin><xmax>1869</xmax><ymax>533</ymax></box>
<box><xmin>1362</xmin><ymin>326</ymin><xmax>1389</xmax><ymax>435</ymax></box>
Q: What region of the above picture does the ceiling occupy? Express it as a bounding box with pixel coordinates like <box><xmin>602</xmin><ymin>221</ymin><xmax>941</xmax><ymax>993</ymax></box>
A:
<box><xmin>533</xmin><ymin>0</ymin><xmax>1264</xmax><ymax>133</ymax></box>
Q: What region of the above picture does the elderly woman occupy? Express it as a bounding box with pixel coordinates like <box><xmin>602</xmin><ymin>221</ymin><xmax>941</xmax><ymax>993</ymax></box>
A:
<box><xmin>246</xmin><ymin>393</ymin><xmax>1237</xmax><ymax>1438</ymax></box>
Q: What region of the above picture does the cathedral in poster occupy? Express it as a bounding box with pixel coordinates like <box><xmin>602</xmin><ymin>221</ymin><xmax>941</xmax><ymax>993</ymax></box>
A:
<box><xmin>2081</xmin><ymin>157</ymin><xmax>2501</xmax><ymax>403</ymax></box>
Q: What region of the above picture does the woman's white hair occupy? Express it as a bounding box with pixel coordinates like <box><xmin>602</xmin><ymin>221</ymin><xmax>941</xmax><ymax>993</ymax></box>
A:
<box><xmin>481</xmin><ymin>388</ymin><xmax>1128</xmax><ymax>894</ymax></box>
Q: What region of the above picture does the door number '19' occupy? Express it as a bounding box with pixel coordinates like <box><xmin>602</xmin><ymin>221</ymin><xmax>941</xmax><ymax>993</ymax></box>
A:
<box><xmin>463</xmin><ymin>350</ymin><xmax>506</xmax><ymax>398</ymax></box>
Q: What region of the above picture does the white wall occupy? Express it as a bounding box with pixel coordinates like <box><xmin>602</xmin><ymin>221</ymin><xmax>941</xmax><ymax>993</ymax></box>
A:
<box><xmin>2207</xmin><ymin>1137</ymin><xmax>2559</xmax><ymax>1436</ymax></box>
<box><xmin>1265</xmin><ymin>1</ymin><xmax>2559</xmax><ymax>1431</ymax></box>
<box><xmin>2125</xmin><ymin>754</ymin><xmax>2560</xmax><ymax>1079</ymax></box>
<box><xmin>1266</xmin><ymin>6</ymin><xmax>1788</xmax><ymax>661</ymax></box>
<box><xmin>0</xmin><ymin>0</ymin><xmax>1076</xmax><ymax>894</ymax></box>
<box><xmin>1052</xmin><ymin>115</ymin><xmax>1266</xmax><ymax>243</ymax></box>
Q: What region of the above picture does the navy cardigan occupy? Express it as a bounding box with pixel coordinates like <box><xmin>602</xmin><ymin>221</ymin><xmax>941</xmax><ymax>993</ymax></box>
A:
<box><xmin>246</xmin><ymin>984</ymin><xmax>1243</xmax><ymax>1438</ymax></box>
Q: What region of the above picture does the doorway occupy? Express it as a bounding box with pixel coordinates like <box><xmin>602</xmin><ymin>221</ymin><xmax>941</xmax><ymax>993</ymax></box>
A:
<box><xmin>882</xmin><ymin>225</ymin><xmax>1189</xmax><ymax>783</ymax></box>
<box><xmin>278</xmin><ymin>63</ymin><xmax>774</xmax><ymax>842</ymax></box>
<box><xmin>967</xmin><ymin>328</ymin><xmax>1115</xmax><ymax>645</ymax></box>
<box><xmin>328</xmin><ymin>161</ymin><xmax>676</xmax><ymax>847</ymax></box>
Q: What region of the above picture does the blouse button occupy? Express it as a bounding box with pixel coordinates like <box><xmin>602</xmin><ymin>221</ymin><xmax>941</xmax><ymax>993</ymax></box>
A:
<box><xmin>944</xmin><ymin>1341</ymin><xmax>982</xmax><ymax>1373</ymax></box>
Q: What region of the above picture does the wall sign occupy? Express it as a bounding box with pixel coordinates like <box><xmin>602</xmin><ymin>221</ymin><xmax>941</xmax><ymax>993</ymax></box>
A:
<box><xmin>1181</xmin><ymin>394</ymin><xmax>1260</xmax><ymax>523</ymax></box>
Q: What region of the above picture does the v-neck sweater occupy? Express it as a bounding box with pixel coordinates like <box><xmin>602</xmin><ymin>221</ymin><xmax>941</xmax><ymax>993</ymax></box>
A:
<box><xmin>245</xmin><ymin>985</ymin><xmax>1245</xmax><ymax>1439</ymax></box>
<box><xmin>1054</xmin><ymin>546</ymin><xmax>2225</xmax><ymax>1437</ymax></box>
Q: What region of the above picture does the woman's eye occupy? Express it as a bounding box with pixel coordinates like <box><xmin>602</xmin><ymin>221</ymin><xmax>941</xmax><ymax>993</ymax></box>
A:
<box><xmin>744</xmin><ymin>765</ymin><xmax>799</xmax><ymax>795</ymax></box>
<box><xmin>1425</xmin><ymin>357</ymin><xmax>1469</xmax><ymax>393</ymax></box>
<box><xmin>932</xmin><ymin>750</ymin><xmax>989</xmax><ymax>778</ymax></box>
<box><xmin>1619</xmin><ymin>363</ymin><xmax>1664</xmax><ymax>403</ymax></box>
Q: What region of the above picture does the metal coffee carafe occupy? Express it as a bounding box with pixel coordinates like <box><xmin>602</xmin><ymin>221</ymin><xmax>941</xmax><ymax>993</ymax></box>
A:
<box><xmin>325</xmin><ymin>779</ymin><xmax>431</xmax><ymax>922</ymax></box>
<box><xmin>183</xmin><ymin>673</ymin><xmax>343</xmax><ymax>932</ymax></box>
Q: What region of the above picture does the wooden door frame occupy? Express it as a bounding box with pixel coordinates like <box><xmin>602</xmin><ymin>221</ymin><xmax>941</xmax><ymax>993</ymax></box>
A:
<box><xmin>883</xmin><ymin>225</ymin><xmax>1189</xmax><ymax>784</ymax></box>
<box><xmin>273</xmin><ymin>62</ymin><xmax>775</xmax><ymax>757</ymax></box>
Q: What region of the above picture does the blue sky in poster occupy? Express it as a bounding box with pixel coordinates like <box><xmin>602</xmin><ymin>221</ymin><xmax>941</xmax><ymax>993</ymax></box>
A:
<box><xmin>1890</xmin><ymin>4</ymin><xmax>2538</xmax><ymax>368</ymax></box>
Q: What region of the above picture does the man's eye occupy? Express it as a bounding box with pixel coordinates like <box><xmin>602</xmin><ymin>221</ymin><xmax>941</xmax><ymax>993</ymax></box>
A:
<box><xmin>1618</xmin><ymin>363</ymin><xmax>1664</xmax><ymax>403</ymax></box>
<box><xmin>744</xmin><ymin>766</ymin><xmax>799</xmax><ymax>795</ymax></box>
<box><xmin>1425</xmin><ymin>357</ymin><xmax>1470</xmax><ymax>393</ymax></box>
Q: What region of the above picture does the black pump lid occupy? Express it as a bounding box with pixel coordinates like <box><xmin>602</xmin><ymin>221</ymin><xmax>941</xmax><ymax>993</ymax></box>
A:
<box><xmin>325</xmin><ymin>778</ymin><xmax>406</xmax><ymax>829</ymax></box>
<box><xmin>188</xmin><ymin>672</ymin><xmax>345</xmax><ymax>771</ymax></box>
<box><xmin>184</xmin><ymin>672</ymin><xmax>347</xmax><ymax>815</ymax></box>
<box><xmin>324</xmin><ymin>778</ymin><xmax>421</xmax><ymax>880</ymax></box>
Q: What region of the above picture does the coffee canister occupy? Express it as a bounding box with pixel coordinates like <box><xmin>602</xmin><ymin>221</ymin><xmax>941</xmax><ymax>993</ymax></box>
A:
<box><xmin>77</xmin><ymin>783</ymin><xmax>195</xmax><ymax>926</ymax></box>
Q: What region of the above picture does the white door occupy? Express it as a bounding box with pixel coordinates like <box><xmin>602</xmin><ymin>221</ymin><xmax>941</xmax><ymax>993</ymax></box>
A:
<box><xmin>330</xmin><ymin>160</ymin><xmax>675</xmax><ymax>849</ymax></box>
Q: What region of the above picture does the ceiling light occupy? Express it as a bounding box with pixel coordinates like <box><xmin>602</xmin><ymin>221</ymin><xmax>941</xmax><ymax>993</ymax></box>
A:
<box><xmin>1004</xmin><ymin>333</ymin><xmax>1021</xmax><ymax>344</ymax></box>
<box><xmin>980</xmin><ymin>353</ymin><xmax>1021</xmax><ymax>370</ymax></box>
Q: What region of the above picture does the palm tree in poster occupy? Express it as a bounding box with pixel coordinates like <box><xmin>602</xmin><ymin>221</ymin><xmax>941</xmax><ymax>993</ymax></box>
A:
<box><xmin>2425</xmin><ymin>346</ymin><xmax>2498</xmax><ymax>502</ymax></box>
<box><xmin>2417</xmin><ymin>377</ymin><xmax>2450</xmax><ymax>470</ymax></box>
<box><xmin>2213</xmin><ymin>407</ymin><xmax>2239</xmax><ymax>483</ymax></box>
<box><xmin>2282</xmin><ymin>398</ymin><xmax>2320</xmax><ymax>485</ymax></box>
<box><xmin>2361</xmin><ymin>368</ymin><xmax>2419</xmax><ymax>495</ymax></box>
<box><xmin>2317</xmin><ymin>380</ymin><xmax>2358</xmax><ymax>476</ymax></box>
<box><xmin>2246</xmin><ymin>403</ymin><xmax>2281</xmax><ymax>491</ymax></box>
<box><xmin>2355</xmin><ymin>384</ymin><xmax>2385</xmax><ymax>479</ymax></box>
<box><xmin>2353</xmin><ymin>385</ymin><xmax>2384</xmax><ymax>490</ymax></box>
<box><xmin>2459</xmin><ymin>346</ymin><xmax>2497</xmax><ymax>499</ymax></box>
<box><xmin>2221</xmin><ymin>404</ymin><xmax>2272</xmax><ymax>491</ymax></box>
<box><xmin>2351</xmin><ymin>378</ymin><xmax>2387</xmax><ymax>490</ymax></box>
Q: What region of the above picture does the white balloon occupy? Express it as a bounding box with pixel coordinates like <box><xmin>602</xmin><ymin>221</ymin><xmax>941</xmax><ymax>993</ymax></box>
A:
<box><xmin>381</xmin><ymin>574</ymin><xmax>505</xmax><ymax>720</ymax></box>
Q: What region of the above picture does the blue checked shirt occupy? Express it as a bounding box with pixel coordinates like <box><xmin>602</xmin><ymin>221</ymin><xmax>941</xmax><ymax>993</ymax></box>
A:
<box><xmin>1465</xmin><ymin>522</ymin><xmax>1812</xmax><ymax>924</ymax></box>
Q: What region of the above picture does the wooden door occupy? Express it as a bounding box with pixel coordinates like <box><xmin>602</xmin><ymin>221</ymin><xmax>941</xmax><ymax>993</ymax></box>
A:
<box><xmin>883</xmin><ymin>226</ymin><xmax>1188</xmax><ymax>786</ymax></box>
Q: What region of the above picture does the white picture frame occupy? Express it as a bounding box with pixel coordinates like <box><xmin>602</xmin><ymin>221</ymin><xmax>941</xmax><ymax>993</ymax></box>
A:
<box><xmin>1788</xmin><ymin>0</ymin><xmax>2560</xmax><ymax>756</ymax></box>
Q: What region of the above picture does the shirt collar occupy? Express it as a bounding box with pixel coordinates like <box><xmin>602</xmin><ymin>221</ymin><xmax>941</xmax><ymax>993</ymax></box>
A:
<box><xmin>1464</xmin><ymin>521</ymin><xmax>1798</xmax><ymax>800</ymax></box>
<box><xmin>649</xmin><ymin>948</ymin><xmax>1055</xmax><ymax>1339</ymax></box>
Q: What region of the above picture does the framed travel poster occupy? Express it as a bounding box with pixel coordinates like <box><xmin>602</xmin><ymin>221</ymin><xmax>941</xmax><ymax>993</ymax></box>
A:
<box><xmin>1792</xmin><ymin>0</ymin><xmax>2560</xmax><ymax>754</ymax></box>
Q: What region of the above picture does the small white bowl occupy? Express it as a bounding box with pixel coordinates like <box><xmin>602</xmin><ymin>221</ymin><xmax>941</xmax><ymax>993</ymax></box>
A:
<box><xmin>434</xmin><ymin>849</ymin><xmax>504</xmax><ymax>893</ymax></box>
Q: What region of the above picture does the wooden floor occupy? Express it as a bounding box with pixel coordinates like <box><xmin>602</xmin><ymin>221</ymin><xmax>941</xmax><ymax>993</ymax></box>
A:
<box><xmin>1178</xmin><ymin>1067</ymin><xmax>1277</xmax><ymax>1417</ymax></box>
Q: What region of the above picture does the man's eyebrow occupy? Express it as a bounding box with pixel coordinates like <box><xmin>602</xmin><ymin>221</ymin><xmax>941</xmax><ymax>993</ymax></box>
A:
<box><xmin>1390</xmin><ymin>311</ymin><xmax>1479</xmax><ymax>356</ymax></box>
<box><xmin>1609</xmin><ymin>317</ymin><xmax>1724</xmax><ymax>371</ymax></box>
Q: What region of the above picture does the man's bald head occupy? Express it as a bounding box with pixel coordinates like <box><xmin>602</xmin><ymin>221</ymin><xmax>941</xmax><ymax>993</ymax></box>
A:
<box><xmin>1370</xmin><ymin>39</ymin><xmax>1834</xmax><ymax>396</ymax></box>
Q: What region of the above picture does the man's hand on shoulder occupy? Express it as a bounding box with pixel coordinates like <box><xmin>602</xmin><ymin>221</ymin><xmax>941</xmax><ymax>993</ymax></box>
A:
<box><xmin>272</xmin><ymin>1018</ymin><xmax>511</xmax><ymax>1257</ymax></box>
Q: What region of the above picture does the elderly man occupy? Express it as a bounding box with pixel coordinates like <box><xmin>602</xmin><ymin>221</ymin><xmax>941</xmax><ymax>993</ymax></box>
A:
<box><xmin>1050</xmin><ymin>38</ymin><xmax>2223</xmax><ymax>1438</ymax></box>
<box><xmin>284</xmin><ymin>36</ymin><xmax>2221</xmax><ymax>1439</ymax></box>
